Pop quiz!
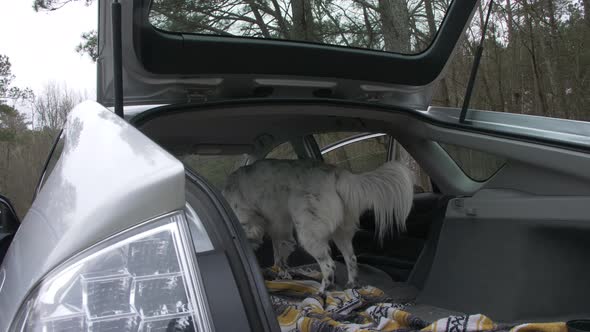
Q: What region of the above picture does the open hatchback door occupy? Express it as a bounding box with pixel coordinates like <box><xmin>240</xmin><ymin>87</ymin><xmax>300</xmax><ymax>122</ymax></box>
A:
<box><xmin>97</xmin><ymin>0</ymin><xmax>478</xmax><ymax>110</ymax></box>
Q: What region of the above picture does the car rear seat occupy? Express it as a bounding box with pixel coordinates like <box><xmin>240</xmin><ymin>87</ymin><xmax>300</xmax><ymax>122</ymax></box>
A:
<box><xmin>255</xmin><ymin>195</ymin><xmax>465</xmax><ymax>322</ymax></box>
<box><xmin>256</xmin><ymin>194</ymin><xmax>454</xmax><ymax>284</ymax></box>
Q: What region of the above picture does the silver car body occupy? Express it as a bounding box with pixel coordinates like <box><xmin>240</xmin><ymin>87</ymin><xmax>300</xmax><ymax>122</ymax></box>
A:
<box><xmin>0</xmin><ymin>101</ymin><xmax>185</xmax><ymax>329</ymax></box>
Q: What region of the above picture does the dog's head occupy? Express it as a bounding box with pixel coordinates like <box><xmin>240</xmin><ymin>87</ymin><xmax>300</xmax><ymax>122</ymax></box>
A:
<box><xmin>222</xmin><ymin>184</ymin><xmax>265</xmax><ymax>250</ymax></box>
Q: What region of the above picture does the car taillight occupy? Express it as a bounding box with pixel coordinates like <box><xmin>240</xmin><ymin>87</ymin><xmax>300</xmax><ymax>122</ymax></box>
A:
<box><xmin>12</xmin><ymin>212</ymin><xmax>212</xmax><ymax>332</ymax></box>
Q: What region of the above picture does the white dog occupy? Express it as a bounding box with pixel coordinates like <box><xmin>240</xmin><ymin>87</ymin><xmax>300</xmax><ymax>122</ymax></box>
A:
<box><xmin>222</xmin><ymin>159</ymin><xmax>413</xmax><ymax>292</ymax></box>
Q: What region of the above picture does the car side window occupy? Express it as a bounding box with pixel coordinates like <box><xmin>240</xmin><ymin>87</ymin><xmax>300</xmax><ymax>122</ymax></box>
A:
<box><xmin>320</xmin><ymin>134</ymin><xmax>390</xmax><ymax>173</ymax></box>
<box><xmin>266</xmin><ymin>142</ymin><xmax>297</xmax><ymax>160</ymax></box>
<box><xmin>439</xmin><ymin>143</ymin><xmax>506</xmax><ymax>181</ymax></box>
<box><xmin>180</xmin><ymin>154</ymin><xmax>248</xmax><ymax>189</ymax></box>
<box><xmin>179</xmin><ymin>142</ymin><xmax>296</xmax><ymax>189</ymax></box>
<box><xmin>392</xmin><ymin>140</ymin><xmax>432</xmax><ymax>193</ymax></box>
<box><xmin>315</xmin><ymin>132</ymin><xmax>432</xmax><ymax>193</ymax></box>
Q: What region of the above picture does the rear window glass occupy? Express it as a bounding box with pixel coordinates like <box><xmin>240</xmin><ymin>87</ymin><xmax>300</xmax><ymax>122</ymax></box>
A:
<box><xmin>149</xmin><ymin>0</ymin><xmax>452</xmax><ymax>54</ymax></box>
<box><xmin>181</xmin><ymin>154</ymin><xmax>248</xmax><ymax>188</ymax></box>
<box><xmin>321</xmin><ymin>134</ymin><xmax>389</xmax><ymax>173</ymax></box>
<box><xmin>266</xmin><ymin>141</ymin><xmax>297</xmax><ymax>159</ymax></box>
<box><xmin>314</xmin><ymin>132</ymin><xmax>364</xmax><ymax>149</ymax></box>
<box><xmin>315</xmin><ymin>132</ymin><xmax>433</xmax><ymax>192</ymax></box>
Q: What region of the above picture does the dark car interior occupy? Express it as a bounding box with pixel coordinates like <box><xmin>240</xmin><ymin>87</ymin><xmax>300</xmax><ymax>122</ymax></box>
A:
<box><xmin>254</xmin><ymin>192</ymin><xmax>451</xmax><ymax>284</ymax></box>
<box><xmin>135</xmin><ymin>101</ymin><xmax>590</xmax><ymax>324</ymax></box>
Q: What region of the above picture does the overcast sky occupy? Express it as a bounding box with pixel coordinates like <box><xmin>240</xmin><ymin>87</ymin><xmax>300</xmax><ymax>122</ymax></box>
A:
<box><xmin>0</xmin><ymin>0</ymin><xmax>97</xmax><ymax>99</ymax></box>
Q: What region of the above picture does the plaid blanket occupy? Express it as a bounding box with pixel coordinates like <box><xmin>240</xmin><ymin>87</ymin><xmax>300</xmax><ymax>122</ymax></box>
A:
<box><xmin>264</xmin><ymin>266</ymin><xmax>566</xmax><ymax>332</ymax></box>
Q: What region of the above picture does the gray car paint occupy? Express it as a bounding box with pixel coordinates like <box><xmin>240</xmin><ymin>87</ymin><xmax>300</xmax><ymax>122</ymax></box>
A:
<box><xmin>0</xmin><ymin>101</ymin><xmax>186</xmax><ymax>330</ymax></box>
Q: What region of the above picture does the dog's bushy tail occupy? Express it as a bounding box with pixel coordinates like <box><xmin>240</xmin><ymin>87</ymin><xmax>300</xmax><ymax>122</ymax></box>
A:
<box><xmin>336</xmin><ymin>161</ymin><xmax>414</xmax><ymax>243</ymax></box>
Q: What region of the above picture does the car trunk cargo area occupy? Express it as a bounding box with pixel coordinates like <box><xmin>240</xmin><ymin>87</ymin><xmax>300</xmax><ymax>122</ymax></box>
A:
<box><xmin>134</xmin><ymin>102</ymin><xmax>590</xmax><ymax>331</ymax></box>
<box><xmin>253</xmin><ymin>193</ymin><xmax>590</xmax><ymax>328</ymax></box>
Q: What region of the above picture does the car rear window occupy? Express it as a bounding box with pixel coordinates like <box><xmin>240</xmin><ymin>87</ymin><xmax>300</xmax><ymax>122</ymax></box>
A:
<box><xmin>180</xmin><ymin>154</ymin><xmax>248</xmax><ymax>188</ymax></box>
<box><xmin>148</xmin><ymin>0</ymin><xmax>452</xmax><ymax>55</ymax></box>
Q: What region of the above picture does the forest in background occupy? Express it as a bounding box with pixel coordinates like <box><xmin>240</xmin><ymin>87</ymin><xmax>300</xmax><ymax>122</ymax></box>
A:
<box><xmin>2</xmin><ymin>0</ymin><xmax>589</xmax><ymax>217</ymax></box>
<box><xmin>1</xmin><ymin>54</ymin><xmax>85</xmax><ymax>216</ymax></box>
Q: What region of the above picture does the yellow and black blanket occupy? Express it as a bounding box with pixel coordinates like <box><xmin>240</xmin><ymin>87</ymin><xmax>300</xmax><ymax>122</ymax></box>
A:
<box><xmin>264</xmin><ymin>267</ymin><xmax>565</xmax><ymax>332</ymax></box>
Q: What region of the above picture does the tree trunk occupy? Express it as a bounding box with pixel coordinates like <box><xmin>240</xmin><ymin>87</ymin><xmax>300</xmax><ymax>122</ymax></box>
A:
<box><xmin>245</xmin><ymin>1</ymin><xmax>272</xmax><ymax>38</ymax></box>
<box><xmin>523</xmin><ymin>0</ymin><xmax>550</xmax><ymax>116</ymax></box>
<box><xmin>546</xmin><ymin>0</ymin><xmax>559</xmax><ymax>38</ymax></box>
<box><xmin>583</xmin><ymin>0</ymin><xmax>590</xmax><ymax>28</ymax></box>
<box><xmin>362</xmin><ymin>5</ymin><xmax>376</xmax><ymax>48</ymax></box>
<box><xmin>505</xmin><ymin>0</ymin><xmax>515</xmax><ymax>44</ymax></box>
<box><xmin>504</xmin><ymin>0</ymin><xmax>518</xmax><ymax>113</ymax></box>
<box><xmin>544</xmin><ymin>0</ymin><xmax>569</xmax><ymax>118</ymax></box>
<box><xmin>270</xmin><ymin>0</ymin><xmax>290</xmax><ymax>37</ymax></box>
<box><xmin>480</xmin><ymin>67</ymin><xmax>496</xmax><ymax>111</ymax></box>
<box><xmin>538</xmin><ymin>34</ymin><xmax>566</xmax><ymax>117</ymax></box>
<box><xmin>377</xmin><ymin>0</ymin><xmax>410</xmax><ymax>53</ymax></box>
<box><xmin>291</xmin><ymin>0</ymin><xmax>316</xmax><ymax>41</ymax></box>
<box><xmin>424</xmin><ymin>0</ymin><xmax>436</xmax><ymax>37</ymax></box>
<box><xmin>530</xmin><ymin>48</ymin><xmax>550</xmax><ymax>116</ymax></box>
<box><xmin>493</xmin><ymin>39</ymin><xmax>506</xmax><ymax>112</ymax></box>
<box><xmin>450</xmin><ymin>58</ymin><xmax>460</xmax><ymax>107</ymax></box>
<box><xmin>438</xmin><ymin>79</ymin><xmax>452</xmax><ymax>107</ymax></box>
<box><xmin>424</xmin><ymin>0</ymin><xmax>451</xmax><ymax>106</ymax></box>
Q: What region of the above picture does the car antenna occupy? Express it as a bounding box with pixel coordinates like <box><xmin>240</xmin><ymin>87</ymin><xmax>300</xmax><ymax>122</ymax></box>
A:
<box><xmin>459</xmin><ymin>0</ymin><xmax>494</xmax><ymax>123</ymax></box>
<box><xmin>112</xmin><ymin>0</ymin><xmax>124</xmax><ymax>118</ymax></box>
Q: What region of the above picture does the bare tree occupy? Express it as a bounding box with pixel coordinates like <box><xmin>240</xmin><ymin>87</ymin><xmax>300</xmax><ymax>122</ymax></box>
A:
<box><xmin>377</xmin><ymin>0</ymin><xmax>410</xmax><ymax>52</ymax></box>
<box><xmin>583</xmin><ymin>0</ymin><xmax>590</xmax><ymax>27</ymax></box>
<box><xmin>34</xmin><ymin>81</ymin><xmax>85</xmax><ymax>133</ymax></box>
<box><xmin>291</xmin><ymin>0</ymin><xmax>317</xmax><ymax>41</ymax></box>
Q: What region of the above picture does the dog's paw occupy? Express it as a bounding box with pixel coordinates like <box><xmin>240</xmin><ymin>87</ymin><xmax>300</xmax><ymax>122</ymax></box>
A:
<box><xmin>318</xmin><ymin>279</ymin><xmax>334</xmax><ymax>295</ymax></box>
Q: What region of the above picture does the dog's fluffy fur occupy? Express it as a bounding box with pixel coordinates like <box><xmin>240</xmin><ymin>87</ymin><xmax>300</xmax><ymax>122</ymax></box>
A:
<box><xmin>222</xmin><ymin>159</ymin><xmax>413</xmax><ymax>291</ymax></box>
